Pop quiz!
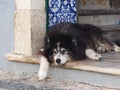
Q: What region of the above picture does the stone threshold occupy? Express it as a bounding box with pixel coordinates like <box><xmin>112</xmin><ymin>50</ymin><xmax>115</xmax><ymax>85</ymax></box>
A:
<box><xmin>5</xmin><ymin>52</ymin><xmax>120</xmax><ymax>76</ymax></box>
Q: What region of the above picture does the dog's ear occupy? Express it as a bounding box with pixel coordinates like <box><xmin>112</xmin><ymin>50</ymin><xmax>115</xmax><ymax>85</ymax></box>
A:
<box><xmin>72</xmin><ymin>38</ymin><xmax>77</xmax><ymax>46</ymax></box>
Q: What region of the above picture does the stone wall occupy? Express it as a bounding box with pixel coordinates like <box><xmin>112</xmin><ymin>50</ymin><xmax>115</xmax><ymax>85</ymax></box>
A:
<box><xmin>14</xmin><ymin>0</ymin><xmax>46</xmax><ymax>55</ymax></box>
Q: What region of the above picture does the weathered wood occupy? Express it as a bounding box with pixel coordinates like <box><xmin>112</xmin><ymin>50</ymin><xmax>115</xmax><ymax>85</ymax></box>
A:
<box><xmin>78</xmin><ymin>0</ymin><xmax>120</xmax><ymax>26</ymax></box>
<box><xmin>109</xmin><ymin>0</ymin><xmax>120</xmax><ymax>8</ymax></box>
<box><xmin>78</xmin><ymin>15</ymin><xmax>120</xmax><ymax>26</ymax></box>
<box><xmin>79</xmin><ymin>9</ymin><xmax>120</xmax><ymax>16</ymax></box>
<box><xmin>79</xmin><ymin>0</ymin><xmax>109</xmax><ymax>10</ymax></box>
<box><xmin>6</xmin><ymin>52</ymin><xmax>120</xmax><ymax>76</ymax></box>
<box><xmin>99</xmin><ymin>25</ymin><xmax>120</xmax><ymax>31</ymax></box>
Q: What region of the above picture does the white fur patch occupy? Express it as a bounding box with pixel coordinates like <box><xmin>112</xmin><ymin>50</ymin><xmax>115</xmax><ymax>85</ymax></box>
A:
<box><xmin>40</xmin><ymin>48</ymin><xmax>44</xmax><ymax>52</ymax></box>
<box><xmin>57</xmin><ymin>42</ymin><xmax>60</xmax><ymax>51</ymax></box>
<box><xmin>38</xmin><ymin>55</ymin><xmax>49</xmax><ymax>80</ymax></box>
<box><xmin>113</xmin><ymin>44</ymin><xmax>120</xmax><ymax>52</ymax></box>
<box><xmin>53</xmin><ymin>43</ymin><xmax>70</xmax><ymax>65</ymax></box>
<box><xmin>85</xmin><ymin>49</ymin><xmax>101</xmax><ymax>61</ymax></box>
<box><xmin>54</xmin><ymin>52</ymin><xmax>70</xmax><ymax>65</ymax></box>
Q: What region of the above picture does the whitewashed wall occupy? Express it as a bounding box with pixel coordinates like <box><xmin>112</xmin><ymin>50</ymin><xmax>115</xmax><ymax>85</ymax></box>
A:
<box><xmin>0</xmin><ymin>0</ymin><xmax>39</xmax><ymax>73</ymax></box>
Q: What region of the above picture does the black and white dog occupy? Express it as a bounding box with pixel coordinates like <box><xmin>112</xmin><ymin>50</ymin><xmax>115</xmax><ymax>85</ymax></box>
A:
<box><xmin>38</xmin><ymin>22</ymin><xmax>120</xmax><ymax>80</ymax></box>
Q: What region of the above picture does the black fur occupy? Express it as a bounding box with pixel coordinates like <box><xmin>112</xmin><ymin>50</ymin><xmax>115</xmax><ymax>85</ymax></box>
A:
<box><xmin>43</xmin><ymin>23</ymin><xmax>113</xmax><ymax>63</ymax></box>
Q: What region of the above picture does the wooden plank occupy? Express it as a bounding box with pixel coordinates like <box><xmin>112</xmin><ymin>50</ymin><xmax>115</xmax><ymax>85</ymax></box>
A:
<box><xmin>78</xmin><ymin>15</ymin><xmax>120</xmax><ymax>26</ymax></box>
<box><xmin>99</xmin><ymin>25</ymin><xmax>120</xmax><ymax>31</ymax></box>
<box><xmin>109</xmin><ymin>0</ymin><xmax>120</xmax><ymax>8</ymax></box>
<box><xmin>79</xmin><ymin>0</ymin><xmax>109</xmax><ymax>10</ymax></box>
<box><xmin>79</xmin><ymin>9</ymin><xmax>120</xmax><ymax>16</ymax></box>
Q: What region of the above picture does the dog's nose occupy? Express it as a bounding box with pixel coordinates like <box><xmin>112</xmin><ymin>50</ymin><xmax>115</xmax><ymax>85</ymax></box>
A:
<box><xmin>56</xmin><ymin>58</ymin><xmax>61</xmax><ymax>64</ymax></box>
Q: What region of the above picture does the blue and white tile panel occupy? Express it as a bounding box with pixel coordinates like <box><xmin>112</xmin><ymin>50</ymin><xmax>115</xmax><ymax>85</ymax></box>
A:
<box><xmin>48</xmin><ymin>0</ymin><xmax>77</xmax><ymax>27</ymax></box>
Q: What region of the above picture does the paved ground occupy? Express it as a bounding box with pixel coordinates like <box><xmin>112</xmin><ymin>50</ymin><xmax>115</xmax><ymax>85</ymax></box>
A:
<box><xmin>0</xmin><ymin>71</ymin><xmax>119</xmax><ymax>90</ymax></box>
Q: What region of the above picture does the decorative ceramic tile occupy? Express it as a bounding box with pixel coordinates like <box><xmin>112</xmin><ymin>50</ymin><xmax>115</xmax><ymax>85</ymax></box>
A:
<box><xmin>48</xmin><ymin>0</ymin><xmax>77</xmax><ymax>27</ymax></box>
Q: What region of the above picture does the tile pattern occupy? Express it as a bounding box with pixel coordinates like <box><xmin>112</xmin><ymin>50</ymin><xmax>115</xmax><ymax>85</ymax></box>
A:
<box><xmin>48</xmin><ymin>0</ymin><xmax>77</xmax><ymax>27</ymax></box>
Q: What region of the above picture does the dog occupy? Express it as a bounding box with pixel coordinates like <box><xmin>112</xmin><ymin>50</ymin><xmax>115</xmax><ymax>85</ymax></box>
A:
<box><xmin>38</xmin><ymin>22</ymin><xmax>120</xmax><ymax>80</ymax></box>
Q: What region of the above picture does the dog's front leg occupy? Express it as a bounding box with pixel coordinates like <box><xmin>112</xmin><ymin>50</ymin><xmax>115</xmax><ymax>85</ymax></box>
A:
<box><xmin>85</xmin><ymin>48</ymin><xmax>102</xmax><ymax>61</ymax></box>
<box><xmin>38</xmin><ymin>55</ymin><xmax>49</xmax><ymax>81</ymax></box>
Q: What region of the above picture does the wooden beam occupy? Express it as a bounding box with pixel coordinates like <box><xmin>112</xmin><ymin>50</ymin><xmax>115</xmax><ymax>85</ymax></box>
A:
<box><xmin>79</xmin><ymin>9</ymin><xmax>120</xmax><ymax>16</ymax></box>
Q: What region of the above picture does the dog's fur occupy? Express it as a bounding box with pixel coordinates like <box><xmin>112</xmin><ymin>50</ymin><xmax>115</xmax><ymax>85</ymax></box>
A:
<box><xmin>38</xmin><ymin>23</ymin><xmax>120</xmax><ymax>80</ymax></box>
<box><xmin>103</xmin><ymin>30</ymin><xmax>120</xmax><ymax>46</ymax></box>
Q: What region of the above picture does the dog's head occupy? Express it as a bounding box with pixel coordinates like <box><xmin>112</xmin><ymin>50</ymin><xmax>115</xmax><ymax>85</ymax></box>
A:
<box><xmin>44</xmin><ymin>34</ymin><xmax>77</xmax><ymax>65</ymax></box>
<box><xmin>52</xmin><ymin>42</ymin><xmax>71</xmax><ymax>65</ymax></box>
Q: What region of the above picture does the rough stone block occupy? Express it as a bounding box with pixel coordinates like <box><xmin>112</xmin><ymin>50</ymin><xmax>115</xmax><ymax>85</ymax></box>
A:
<box><xmin>15</xmin><ymin>0</ymin><xmax>45</xmax><ymax>9</ymax></box>
<box><xmin>14</xmin><ymin>9</ymin><xmax>46</xmax><ymax>55</ymax></box>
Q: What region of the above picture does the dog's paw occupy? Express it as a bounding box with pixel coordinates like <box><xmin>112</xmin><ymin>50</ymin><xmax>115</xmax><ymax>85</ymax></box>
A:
<box><xmin>114</xmin><ymin>44</ymin><xmax>120</xmax><ymax>53</ymax></box>
<box><xmin>38</xmin><ymin>70</ymin><xmax>47</xmax><ymax>81</ymax></box>
<box><xmin>86</xmin><ymin>49</ymin><xmax>102</xmax><ymax>61</ymax></box>
<box><xmin>97</xmin><ymin>46</ymin><xmax>106</xmax><ymax>53</ymax></box>
<box><xmin>90</xmin><ymin>53</ymin><xmax>102</xmax><ymax>61</ymax></box>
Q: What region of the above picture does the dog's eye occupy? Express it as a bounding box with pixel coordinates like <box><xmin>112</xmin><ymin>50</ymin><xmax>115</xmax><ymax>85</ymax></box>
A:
<box><xmin>53</xmin><ymin>49</ymin><xmax>57</xmax><ymax>54</ymax></box>
<box><xmin>61</xmin><ymin>49</ymin><xmax>67</xmax><ymax>54</ymax></box>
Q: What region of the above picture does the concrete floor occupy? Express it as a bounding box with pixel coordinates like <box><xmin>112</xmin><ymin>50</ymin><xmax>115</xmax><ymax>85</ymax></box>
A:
<box><xmin>0</xmin><ymin>71</ymin><xmax>119</xmax><ymax>90</ymax></box>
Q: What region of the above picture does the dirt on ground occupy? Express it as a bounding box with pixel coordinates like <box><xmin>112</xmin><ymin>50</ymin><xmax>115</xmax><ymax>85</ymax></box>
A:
<box><xmin>0</xmin><ymin>71</ymin><xmax>119</xmax><ymax>90</ymax></box>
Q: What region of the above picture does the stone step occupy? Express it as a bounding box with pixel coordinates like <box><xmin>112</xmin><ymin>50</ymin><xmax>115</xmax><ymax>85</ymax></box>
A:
<box><xmin>5</xmin><ymin>52</ymin><xmax>120</xmax><ymax>89</ymax></box>
<box><xmin>48</xmin><ymin>66</ymin><xmax>120</xmax><ymax>89</ymax></box>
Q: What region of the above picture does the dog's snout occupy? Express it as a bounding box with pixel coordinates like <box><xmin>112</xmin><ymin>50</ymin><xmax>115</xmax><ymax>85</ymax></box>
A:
<box><xmin>56</xmin><ymin>58</ymin><xmax>61</xmax><ymax>64</ymax></box>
